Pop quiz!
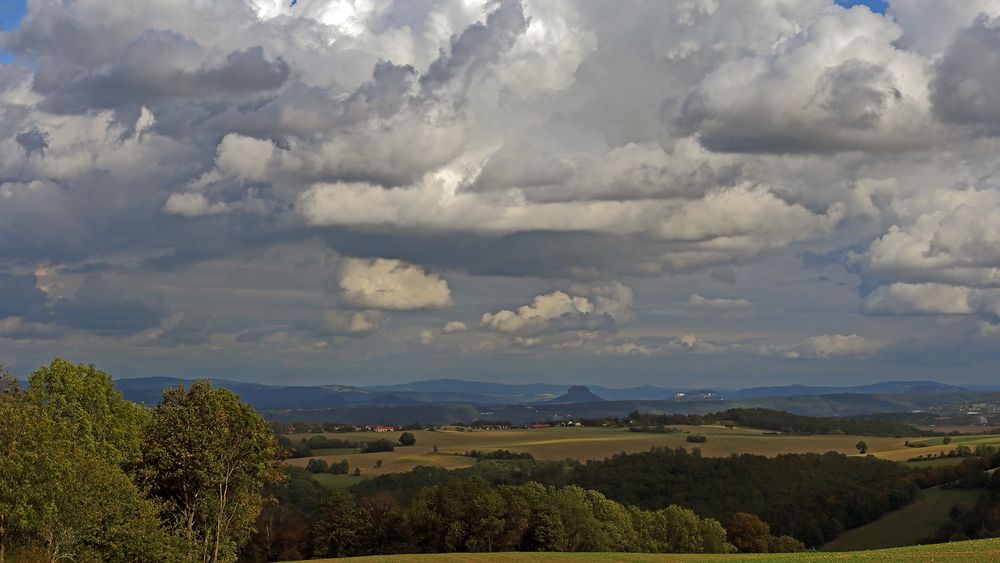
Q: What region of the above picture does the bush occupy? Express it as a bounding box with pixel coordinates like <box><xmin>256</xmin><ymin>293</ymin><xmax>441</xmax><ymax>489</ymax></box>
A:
<box><xmin>361</xmin><ymin>439</ymin><xmax>396</xmax><ymax>453</ymax></box>
<box><xmin>306</xmin><ymin>458</ymin><xmax>329</xmax><ymax>473</ymax></box>
<box><xmin>686</xmin><ymin>434</ymin><xmax>708</xmax><ymax>444</ymax></box>
<box><xmin>399</xmin><ymin>432</ymin><xmax>416</xmax><ymax>446</ymax></box>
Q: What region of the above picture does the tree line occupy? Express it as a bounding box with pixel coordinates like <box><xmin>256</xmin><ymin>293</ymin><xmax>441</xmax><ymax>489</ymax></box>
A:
<box><xmin>623</xmin><ymin>408</ymin><xmax>924</xmax><ymax>436</ymax></box>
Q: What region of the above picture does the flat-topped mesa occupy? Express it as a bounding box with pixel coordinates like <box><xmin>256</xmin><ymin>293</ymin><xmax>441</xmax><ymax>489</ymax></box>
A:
<box><xmin>546</xmin><ymin>385</ymin><xmax>606</xmax><ymax>404</ymax></box>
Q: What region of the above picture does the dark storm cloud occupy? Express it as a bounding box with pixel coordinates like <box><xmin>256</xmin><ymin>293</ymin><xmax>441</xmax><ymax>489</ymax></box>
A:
<box><xmin>0</xmin><ymin>272</ymin><xmax>48</xmax><ymax>319</ymax></box>
<box><xmin>36</xmin><ymin>34</ymin><xmax>289</xmax><ymax>114</ymax></box>
<box><xmin>15</xmin><ymin>127</ymin><xmax>49</xmax><ymax>157</ymax></box>
<box><xmin>932</xmin><ymin>15</ymin><xmax>1000</xmax><ymax>129</ymax></box>
<box><xmin>153</xmin><ymin>312</ymin><xmax>212</xmax><ymax>346</ymax></box>
<box><xmin>419</xmin><ymin>0</ymin><xmax>528</xmax><ymax>93</ymax></box>
<box><xmin>50</xmin><ymin>275</ymin><xmax>166</xmax><ymax>334</ymax></box>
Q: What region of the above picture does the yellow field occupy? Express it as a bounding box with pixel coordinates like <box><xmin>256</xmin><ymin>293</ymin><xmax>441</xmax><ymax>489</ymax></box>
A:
<box><xmin>294</xmin><ymin>537</ymin><xmax>1000</xmax><ymax>562</ymax></box>
<box><xmin>283</xmin><ymin>425</ymin><xmax>928</xmax><ymax>479</ymax></box>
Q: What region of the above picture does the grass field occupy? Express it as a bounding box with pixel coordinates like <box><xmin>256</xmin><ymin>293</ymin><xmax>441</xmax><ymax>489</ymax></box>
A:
<box><xmin>906</xmin><ymin>434</ymin><xmax>1000</xmax><ymax>448</ymax></box>
<box><xmin>903</xmin><ymin>456</ymin><xmax>967</xmax><ymax>469</ymax></box>
<box><xmin>282</xmin><ymin>426</ymin><xmax>924</xmax><ymax>479</ymax></box>
<box><xmin>293</xmin><ymin>537</ymin><xmax>1000</xmax><ymax>562</ymax></box>
<box><xmin>821</xmin><ymin>486</ymin><xmax>985</xmax><ymax>551</ymax></box>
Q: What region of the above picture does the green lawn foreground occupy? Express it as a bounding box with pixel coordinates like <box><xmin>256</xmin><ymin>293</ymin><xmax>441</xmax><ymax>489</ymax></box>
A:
<box><xmin>293</xmin><ymin>537</ymin><xmax>1000</xmax><ymax>562</ymax></box>
<box><xmin>821</xmin><ymin>486</ymin><xmax>985</xmax><ymax>552</ymax></box>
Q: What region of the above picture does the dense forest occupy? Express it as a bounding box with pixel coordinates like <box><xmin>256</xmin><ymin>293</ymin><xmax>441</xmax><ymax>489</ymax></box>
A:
<box><xmin>353</xmin><ymin>449</ymin><xmax>919</xmax><ymax>547</ymax></box>
<box><xmin>241</xmin><ymin>467</ymin><xmax>810</xmax><ymax>560</ymax></box>
<box><xmin>352</xmin><ymin>448</ymin><xmax>1000</xmax><ymax>548</ymax></box>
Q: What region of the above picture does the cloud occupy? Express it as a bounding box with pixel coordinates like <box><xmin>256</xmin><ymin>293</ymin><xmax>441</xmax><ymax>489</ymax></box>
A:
<box><xmin>757</xmin><ymin>333</ymin><xmax>884</xmax><ymax>359</ymax></box>
<box><xmin>861</xmin><ymin>282</ymin><xmax>1000</xmax><ymax>319</ymax></box>
<box><xmin>50</xmin><ymin>274</ymin><xmax>166</xmax><ymax>334</ymax></box>
<box><xmin>678</xmin><ymin>6</ymin><xmax>936</xmax><ymax>153</ymax></box>
<box><xmin>36</xmin><ymin>34</ymin><xmax>290</xmax><ymax>114</ymax></box>
<box><xmin>932</xmin><ymin>15</ymin><xmax>1000</xmax><ymax>129</ymax></box>
<box><xmin>15</xmin><ymin>127</ymin><xmax>49</xmax><ymax>157</ymax></box>
<box><xmin>164</xmin><ymin>192</ymin><xmax>231</xmax><ymax>217</ymax></box>
<box><xmin>149</xmin><ymin>312</ymin><xmax>213</xmax><ymax>346</ymax></box>
<box><xmin>441</xmin><ymin>320</ymin><xmax>468</xmax><ymax>334</ymax></box>
<box><xmin>0</xmin><ymin>272</ymin><xmax>49</xmax><ymax>320</ymax></box>
<box><xmin>862</xmin><ymin>283</ymin><xmax>974</xmax><ymax>315</ymax></box>
<box><xmin>0</xmin><ymin>317</ymin><xmax>64</xmax><ymax>341</ymax></box>
<box><xmin>314</xmin><ymin>309</ymin><xmax>386</xmax><ymax>337</ymax></box>
<box><xmin>803</xmin><ymin>334</ymin><xmax>882</xmax><ymax>358</ymax></box>
<box><xmin>7</xmin><ymin>0</ymin><xmax>1000</xmax><ymax>383</ymax></box>
<box><xmin>337</xmin><ymin>258</ymin><xmax>452</xmax><ymax>311</ymax></box>
<box><xmin>687</xmin><ymin>294</ymin><xmax>752</xmax><ymax>310</ymax></box>
<box><xmin>480</xmin><ymin>283</ymin><xmax>632</xmax><ymax>336</ymax></box>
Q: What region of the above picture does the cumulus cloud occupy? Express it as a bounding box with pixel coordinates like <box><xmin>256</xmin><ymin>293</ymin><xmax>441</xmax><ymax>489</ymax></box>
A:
<box><xmin>315</xmin><ymin>309</ymin><xmax>386</xmax><ymax>336</ymax></box>
<box><xmin>337</xmin><ymin>258</ymin><xmax>452</xmax><ymax>311</ymax></box>
<box><xmin>480</xmin><ymin>283</ymin><xmax>632</xmax><ymax>337</ymax></box>
<box><xmin>757</xmin><ymin>333</ymin><xmax>884</xmax><ymax>359</ymax></box>
<box><xmin>932</xmin><ymin>15</ymin><xmax>1000</xmax><ymax>129</ymax></box>
<box><xmin>678</xmin><ymin>6</ymin><xmax>937</xmax><ymax>153</ymax></box>
<box><xmin>441</xmin><ymin>320</ymin><xmax>468</xmax><ymax>334</ymax></box>
<box><xmin>803</xmin><ymin>334</ymin><xmax>882</xmax><ymax>358</ymax></box>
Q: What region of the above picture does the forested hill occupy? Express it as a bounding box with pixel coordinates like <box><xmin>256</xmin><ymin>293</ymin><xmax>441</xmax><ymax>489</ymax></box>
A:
<box><xmin>352</xmin><ymin>449</ymin><xmax>917</xmax><ymax>548</ymax></box>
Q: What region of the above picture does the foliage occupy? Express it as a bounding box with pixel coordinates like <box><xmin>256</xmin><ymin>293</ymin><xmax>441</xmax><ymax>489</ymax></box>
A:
<box><xmin>0</xmin><ymin>368</ymin><xmax>186</xmax><ymax>562</ymax></box>
<box><xmin>399</xmin><ymin>431</ymin><xmax>417</xmax><ymax>446</ymax></box>
<box><xmin>686</xmin><ymin>434</ymin><xmax>708</xmax><ymax>444</ymax></box>
<box><xmin>463</xmin><ymin>449</ymin><xmax>535</xmax><ymax>461</ymax></box>
<box><xmin>357</xmin><ymin>447</ymin><xmax>919</xmax><ymax>548</ymax></box>
<box><xmin>627</xmin><ymin>408</ymin><xmax>924</xmax><ymax>437</ymax></box>
<box><xmin>139</xmin><ymin>380</ymin><xmax>278</xmax><ymax>563</ymax></box>
<box><xmin>307</xmin><ymin>459</ymin><xmax>329</xmax><ymax>473</ymax></box>
<box><xmin>25</xmin><ymin>357</ymin><xmax>150</xmax><ymax>466</ymax></box>
<box><xmin>306</xmin><ymin>436</ymin><xmax>361</xmax><ymax>450</ymax></box>
<box><xmin>239</xmin><ymin>467</ymin><xmax>327</xmax><ymax>563</ymax></box>
<box><xmin>926</xmin><ymin>470</ymin><xmax>1000</xmax><ymax>543</ymax></box>
<box><xmin>628</xmin><ymin>425</ymin><xmax>681</xmax><ymax>434</ymax></box>
<box><xmin>302</xmin><ymin>477</ymin><xmax>733</xmax><ymax>556</ymax></box>
<box><xmin>361</xmin><ymin>439</ymin><xmax>397</xmax><ymax>453</ymax></box>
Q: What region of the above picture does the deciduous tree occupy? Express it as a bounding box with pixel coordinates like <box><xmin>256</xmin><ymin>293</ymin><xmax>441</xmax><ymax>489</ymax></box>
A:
<box><xmin>140</xmin><ymin>381</ymin><xmax>277</xmax><ymax>563</ymax></box>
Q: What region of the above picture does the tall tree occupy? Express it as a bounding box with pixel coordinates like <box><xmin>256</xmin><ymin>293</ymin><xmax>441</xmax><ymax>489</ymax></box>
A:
<box><xmin>726</xmin><ymin>512</ymin><xmax>771</xmax><ymax>553</ymax></box>
<box><xmin>140</xmin><ymin>380</ymin><xmax>277</xmax><ymax>563</ymax></box>
<box><xmin>0</xmin><ymin>374</ymin><xmax>183</xmax><ymax>562</ymax></box>
<box><xmin>310</xmin><ymin>488</ymin><xmax>360</xmax><ymax>558</ymax></box>
<box><xmin>26</xmin><ymin>358</ymin><xmax>149</xmax><ymax>466</ymax></box>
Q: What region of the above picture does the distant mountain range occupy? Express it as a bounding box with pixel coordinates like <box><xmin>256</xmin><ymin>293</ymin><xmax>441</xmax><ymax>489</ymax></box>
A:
<box><xmin>108</xmin><ymin>376</ymin><xmax>993</xmax><ymax>425</ymax></box>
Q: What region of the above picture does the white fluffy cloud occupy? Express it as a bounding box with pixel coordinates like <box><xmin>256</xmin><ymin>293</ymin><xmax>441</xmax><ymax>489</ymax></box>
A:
<box><xmin>337</xmin><ymin>257</ymin><xmax>453</xmax><ymax>310</ymax></box>
<box><xmin>863</xmin><ymin>283</ymin><xmax>975</xmax><ymax>315</ymax></box>
<box><xmin>480</xmin><ymin>283</ymin><xmax>633</xmax><ymax>337</ymax></box>
<box><xmin>441</xmin><ymin>320</ymin><xmax>468</xmax><ymax>334</ymax></box>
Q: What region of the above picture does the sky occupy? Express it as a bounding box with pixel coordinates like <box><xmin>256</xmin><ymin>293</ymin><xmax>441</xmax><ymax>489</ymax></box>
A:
<box><xmin>3</xmin><ymin>0</ymin><xmax>1000</xmax><ymax>388</ymax></box>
